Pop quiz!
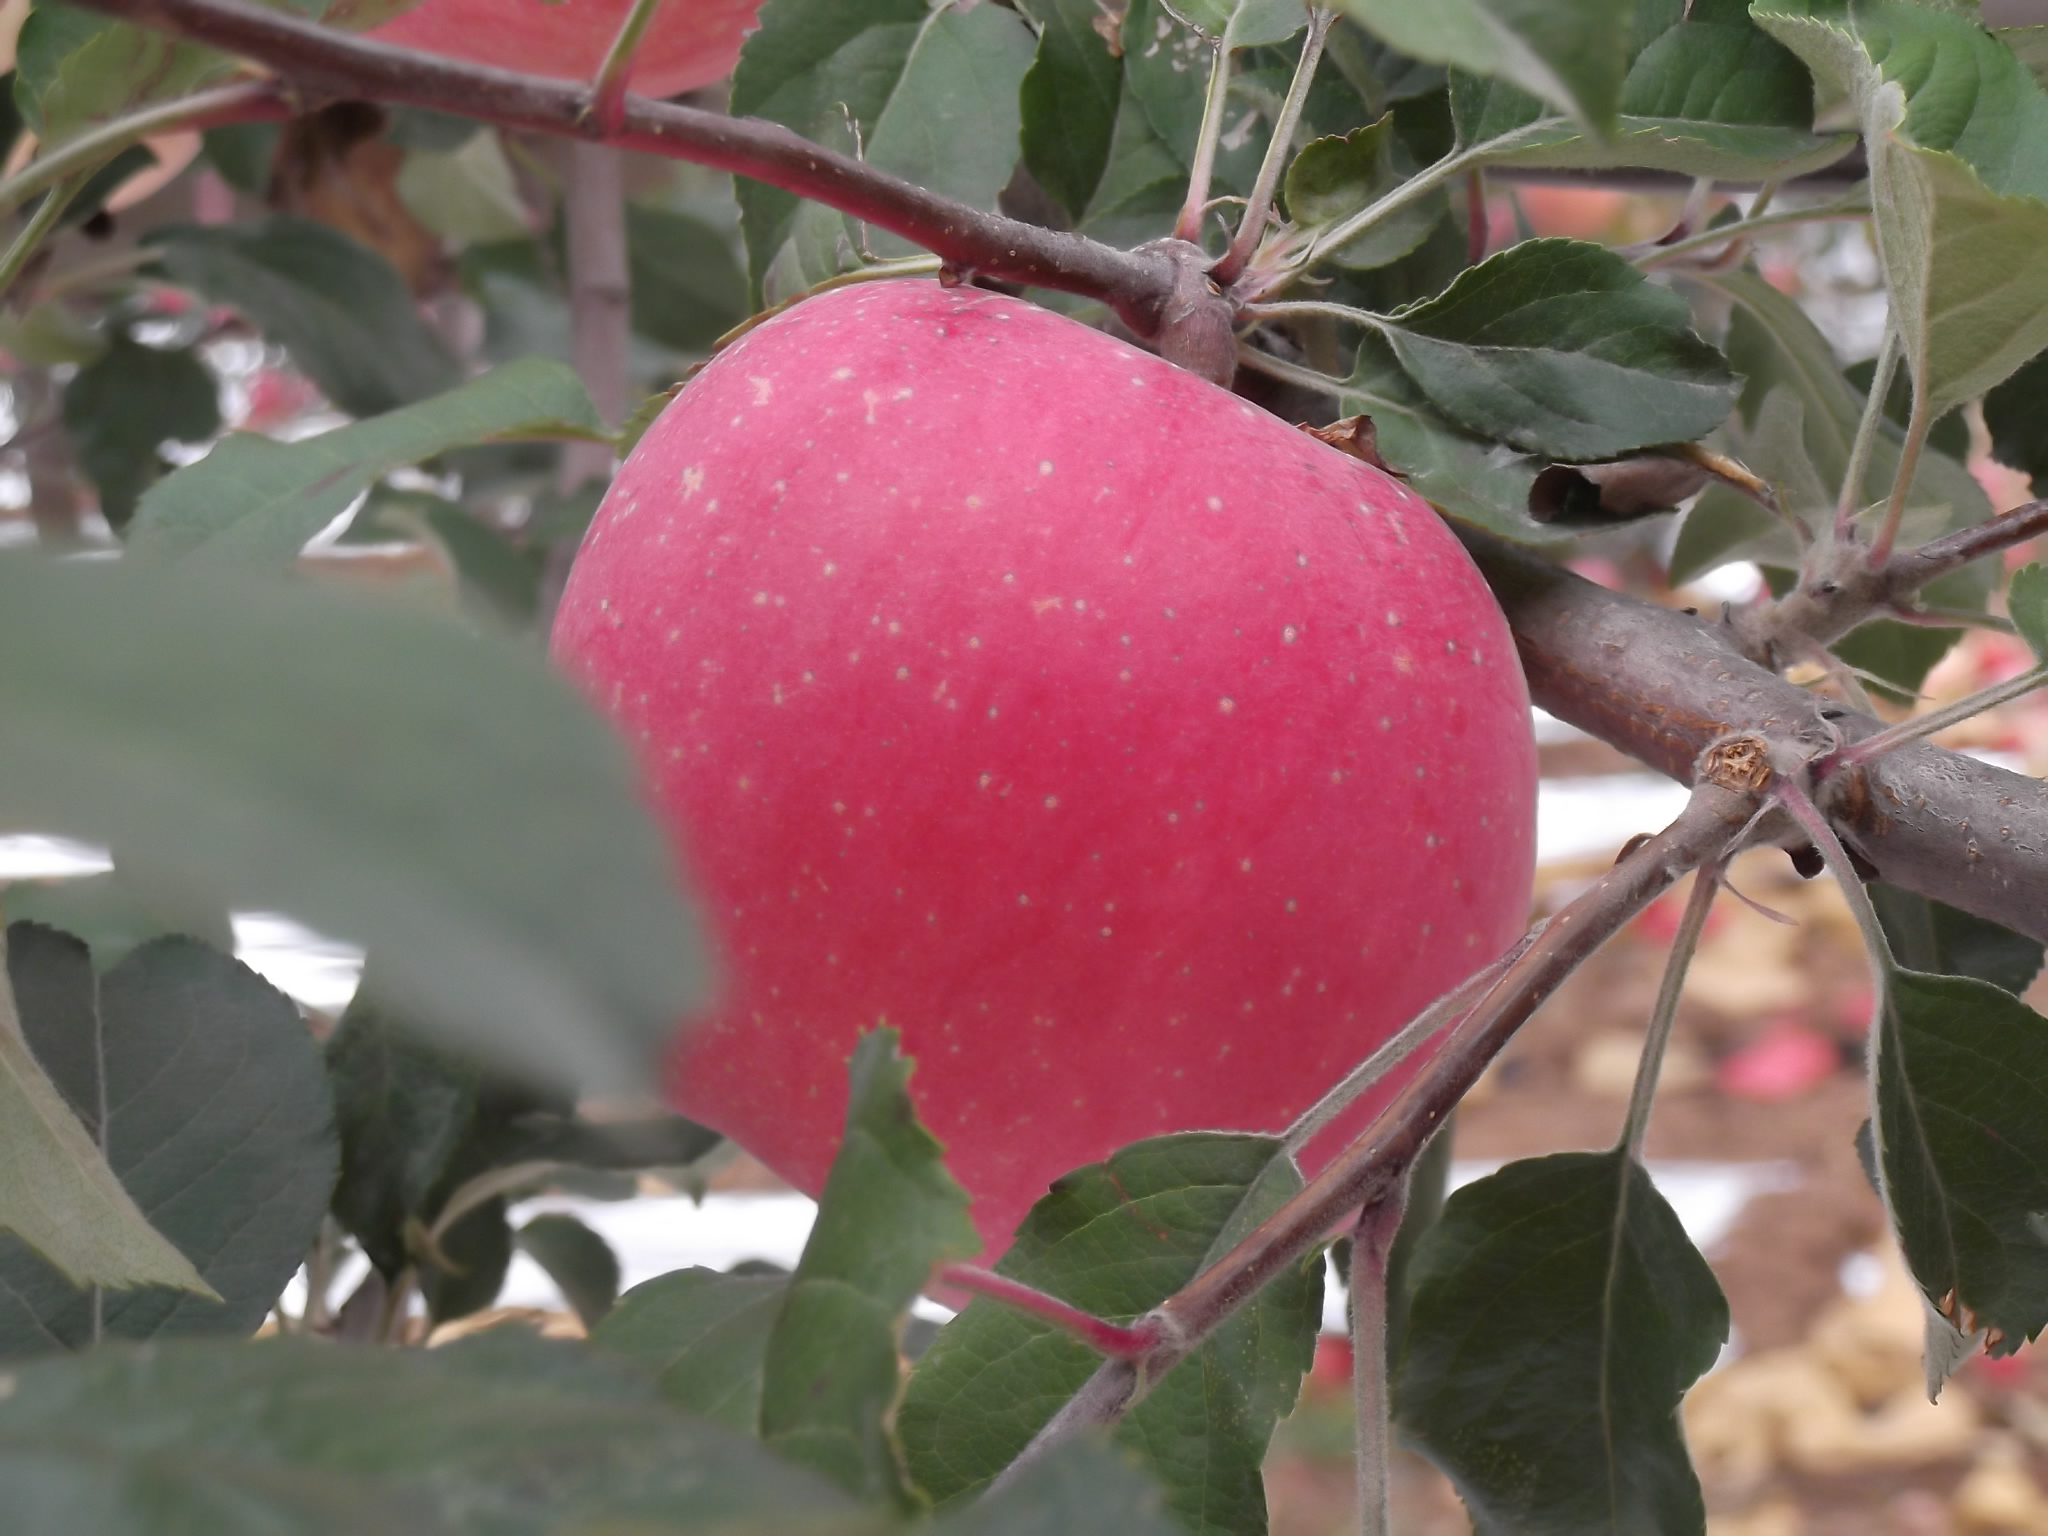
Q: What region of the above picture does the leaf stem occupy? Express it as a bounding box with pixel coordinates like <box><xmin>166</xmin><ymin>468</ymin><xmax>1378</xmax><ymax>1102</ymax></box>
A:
<box><xmin>1870</xmin><ymin>367</ymin><xmax>1933</xmax><ymax>567</ymax></box>
<box><xmin>1836</xmin><ymin>326</ymin><xmax>1899</xmax><ymax>540</ymax></box>
<box><xmin>0</xmin><ymin>79</ymin><xmax>287</xmax><ymax>216</ymax></box>
<box><xmin>0</xmin><ymin>177</ymin><xmax>85</xmax><ymax>300</ymax></box>
<box><xmin>1303</xmin><ymin>132</ymin><xmax>1524</xmax><ymax>268</ymax></box>
<box><xmin>936</xmin><ymin>1264</ymin><xmax>1159</xmax><ymax>1359</ymax></box>
<box><xmin>584</xmin><ymin>0</ymin><xmax>664</xmax><ymax>134</ymax></box>
<box><xmin>1634</xmin><ymin>187</ymin><xmax>1868</xmax><ymax>268</ymax></box>
<box><xmin>1213</xmin><ymin>7</ymin><xmax>1334</xmax><ymax>287</ymax></box>
<box><xmin>1828</xmin><ymin>664</ymin><xmax>2048</xmax><ymax>773</ymax></box>
<box><xmin>1281</xmin><ymin>936</ymin><xmax>1534</xmax><ymax>1158</ymax></box>
<box><xmin>1173</xmin><ymin>30</ymin><xmax>1238</xmax><ymax>245</ymax></box>
<box><xmin>1618</xmin><ymin>865</ymin><xmax>1721</xmax><ymax>1160</ymax></box>
<box><xmin>1351</xmin><ymin>1187</ymin><xmax>1409</xmax><ymax>1536</ymax></box>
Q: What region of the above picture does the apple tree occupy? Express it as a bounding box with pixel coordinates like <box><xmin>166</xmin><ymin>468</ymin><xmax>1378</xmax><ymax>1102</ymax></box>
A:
<box><xmin>1</xmin><ymin>0</ymin><xmax>2046</xmax><ymax>1532</ymax></box>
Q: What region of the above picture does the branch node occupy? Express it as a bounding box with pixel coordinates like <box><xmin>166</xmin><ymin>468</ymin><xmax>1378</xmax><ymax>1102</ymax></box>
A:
<box><xmin>1698</xmin><ymin>734</ymin><xmax>1773</xmax><ymax>795</ymax></box>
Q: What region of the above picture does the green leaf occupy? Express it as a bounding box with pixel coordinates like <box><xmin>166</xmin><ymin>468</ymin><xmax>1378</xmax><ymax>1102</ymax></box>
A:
<box><xmin>900</xmin><ymin>1133</ymin><xmax>1322</xmax><ymax>1536</ymax></box>
<box><xmin>852</xmin><ymin>3</ymin><xmax>1038</xmax><ymax>265</ymax></box>
<box><xmin>13</xmin><ymin>4</ymin><xmax>231</xmax><ymax>146</ymax></box>
<box><xmin>1983</xmin><ymin>345</ymin><xmax>2048</xmax><ymax>495</ymax></box>
<box><xmin>1394</xmin><ymin>1149</ymin><xmax>1728</xmax><ymax>1535</ymax></box>
<box><xmin>595</xmin><ymin>1266</ymin><xmax>790</xmax><ymax>1432</ymax></box>
<box><xmin>761</xmin><ymin>1029</ymin><xmax>978</xmax><ymax>1503</ymax></box>
<box><xmin>1336</xmin><ymin>329</ymin><xmax>1556</xmax><ymax>543</ymax></box>
<box><xmin>1875</xmin><ymin>967</ymin><xmax>2048</xmax><ymax>1374</ymax></box>
<box><xmin>1332</xmin><ymin>0</ymin><xmax>1632</xmax><ymax>133</ymax></box>
<box><xmin>128</xmin><ymin>358</ymin><xmax>602</xmax><ymax>566</ymax></box>
<box><xmin>0</xmin><ymin>556</ymin><xmax>707</xmax><ymax>1093</ymax></box>
<box><xmin>2012</xmin><ymin>563</ymin><xmax>2048</xmax><ymax>660</ymax></box>
<box><xmin>1078</xmin><ymin>83</ymin><xmax>1190</xmax><ymax>247</ymax></box>
<box><xmin>1756</xmin><ymin>3</ymin><xmax>2048</xmax><ymax>419</ymax></box>
<box><xmin>1120</xmin><ymin>0</ymin><xmax>1261</xmax><ymax>184</ymax></box>
<box><xmin>419</xmin><ymin>1196</ymin><xmax>513</xmax><ymax>1325</ymax></box>
<box><xmin>1687</xmin><ymin>269</ymin><xmax>1992</xmax><ymax>572</ymax></box>
<box><xmin>1285</xmin><ymin>115</ymin><xmax>1446</xmax><ymax>269</ymax></box>
<box><xmin>395</xmin><ymin>129</ymin><xmax>530</xmax><ymax>244</ymax></box>
<box><xmin>1376</xmin><ymin>237</ymin><xmax>1738</xmax><ymax>460</ymax></box>
<box><xmin>936</xmin><ymin>1442</ymin><xmax>1184</xmax><ymax>1536</ymax></box>
<box><xmin>61</xmin><ymin>335</ymin><xmax>221</xmax><ymax>532</ymax></box>
<box><xmin>0</xmin><ymin>928</ymin><xmax>211</xmax><ymax>1301</ymax></box>
<box><xmin>730</xmin><ymin>0</ymin><xmax>932</xmax><ymax>294</ymax></box>
<box><xmin>0</xmin><ymin>929</ymin><xmax>335</xmax><ymax>1358</ymax></box>
<box><xmin>363</xmin><ymin>489</ymin><xmax>543</xmax><ymax>630</ymax></box>
<box><xmin>148</xmin><ymin>216</ymin><xmax>460</xmax><ymax>418</ymax></box>
<box><xmin>1</xmin><ymin>859</ymin><xmax>233</xmax><ymax>972</ymax></box>
<box><xmin>1872</xmin><ymin>884</ymin><xmax>2045</xmax><ymax>998</ymax></box>
<box><xmin>1017</xmin><ymin>0</ymin><xmax>1125</xmax><ymax>220</ymax></box>
<box><xmin>0</xmin><ymin>1331</ymin><xmax>877</xmax><ymax>1534</ymax></box>
<box><xmin>516</xmin><ymin>1213</ymin><xmax>620</xmax><ymax>1330</ymax></box>
<box><xmin>626</xmin><ymin>204</ymin><xmax>751</xmax><ymax>353</ymax></box>
<box><xmin>1834</xmin><ymin>615</ymin><xmax>1966</xmax><ymax>702</ymax></box>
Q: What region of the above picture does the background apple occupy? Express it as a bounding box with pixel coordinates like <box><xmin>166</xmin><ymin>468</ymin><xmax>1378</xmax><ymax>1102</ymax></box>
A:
<box><xmin>366</xmin><ymin>0</ymin><xmax>761</xmax><ymax>99</ymax></box>
<box><xmin>553</xmin><ymin>281</ymin><xmax>1539</xmax><ymax>1257</ymax></box>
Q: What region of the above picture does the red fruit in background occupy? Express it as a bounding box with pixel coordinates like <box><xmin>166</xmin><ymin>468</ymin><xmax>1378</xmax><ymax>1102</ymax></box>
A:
<box><xmin>367</xmin><ymin>0</ymin><xmax>761</xmax><ymax>99</ymax></box>
<box><xmin>552</xmin><ymin>281</ymin><xmax>1538</xmax><ymax>1258</ymax></box>
<box><xmin>1716</xmin><ymin>1018</ymin><xmax>1840</xmax><ymax>1102</ymax></box>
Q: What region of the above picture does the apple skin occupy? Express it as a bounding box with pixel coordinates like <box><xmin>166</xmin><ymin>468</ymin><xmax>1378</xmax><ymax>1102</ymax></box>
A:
<box><xmin>367</xmin><ymin>0</ymin><xmax>760</xmax><ymax>99</ymax></box>
<box><xmin>553</xmin><ymin>281</ymin><xmax>1537</xmax><ymax>1257</ymax></box>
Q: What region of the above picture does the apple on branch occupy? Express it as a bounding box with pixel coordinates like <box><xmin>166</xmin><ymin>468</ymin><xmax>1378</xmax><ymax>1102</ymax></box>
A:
<box><xmin>553</xmin><ymin>280</ymin><xmax>1538</xmax><ymax>1259</ymax></box>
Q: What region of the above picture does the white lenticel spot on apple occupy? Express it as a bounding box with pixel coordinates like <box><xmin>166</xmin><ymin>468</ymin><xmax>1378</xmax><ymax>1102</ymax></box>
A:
<box><xmin>1207</xmin><ymin>496</ymin><xmax>1223</xmax><ymax>511</ymax></box>
<box><xmin>1218</xmin><ymin>697</ymin><xmax>1235</xmax><ymax>714</ymax></box>
<box><xmin>1240</xmin><ymin>858</ymin><xmax>1253</xmax><ymax>872</ymax></box>
<box><xmin>681</xmin><ymin>467</ymin><xmax>705</xmax><ymax>496</ymax></box>
<box><xmin>1044</xmin><ymin>796</ymin><xmax>1059</xmax><ymax>809</ymax></box>
<box><xmin>749</xmin><ymin>376</ymin><xmax>772</xmax><ymax>404</ymax></box>
<box><xmin>1283</xmin><ymin>626</ymin><xmax>1298</xmax><ymax>643</ymax></box>
<box><xmin>896</xmin><ymin>667</ymin><xmax>910</xmax><ymax>680</ymax></box>
<box><xmin>833</xmin><ymin>367</ymin><xmax>854</xmax><ymax>380</ymax></box>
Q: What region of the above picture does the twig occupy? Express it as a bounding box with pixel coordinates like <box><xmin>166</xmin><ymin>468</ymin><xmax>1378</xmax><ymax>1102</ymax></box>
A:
<box><xmin>1633</xmin><ymin>184</ymin><xmax>1867</xmax><ymax>269</ymax></box>
<box><xmin>995</xmin><ymin>776</ymin><xmax>1761</xmax><ymax>1481</ymax></box>
<box><xmin>1213</xmin><ymin>7</ymin><xmax>1334</xmax><ymax>288</ymax></box>
<box><xmin>936</xmin><ymin>1265</ymin><xmax>1160</xmax><ymax>1360</ymax></box>
<box><xmin>584</xmin><ymin>0</ymin><xmax>664</xmax><ymax>135</ymax></box>
<box><xmin>1351</xmin><ymin>1186</ymin><xmax>1410</xmax><ymax>1536</ymax></box>
<box><xmin>65</xmin><ymin>0</ymin><xmax>1184</xmax><ymax>339</ymax></box>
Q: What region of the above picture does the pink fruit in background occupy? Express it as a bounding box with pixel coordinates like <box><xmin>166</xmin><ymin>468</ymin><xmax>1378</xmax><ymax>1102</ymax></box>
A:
<box><xmin>366</xmin><ymin>0</ymin><xmax>761</xmax><ymax>99</ymax></box>
<box><xmin>553</xmin><ymin>281</ymin><xmax>1538</xmax><ymax>1257</ymax></box>
<box><xmin>1716</xmin><ymin>1018</ymin><xmax>1840</xmax><ymax>1102</ymax></box>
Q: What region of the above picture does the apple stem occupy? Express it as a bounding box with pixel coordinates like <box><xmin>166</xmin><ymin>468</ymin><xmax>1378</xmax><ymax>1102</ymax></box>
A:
<box><xmin>585</xmin><ymin>0</ymin><xmax>666</xmax><ymax>135</ymax></box>
<box><xmin>1869</xmin><ymin>369</ymin><xmax>1933</xmax><ymax>570</ymax></box>
<box><xmin>935</xmin><ymin>1265</ymin><xmax>1160</xmax><ymax>1359</ymax></box>
<box><xmin>1211</xmin><ymin>7</ymin><xmax>1335</xmax><ymax>289</ymax></box>
<box><xmin>996</xmin><ymin>781</ymin><xmax>1761</xmax><ymax>1482</ymax></box>
<box><xmin>1173</xmin><ymin>31</ymin><xmax>1238</xmax><ymax>247</ymax></box>
<box><xmin>1634</xmin><ymin>184</ymin><xmax>1868</xmax><ymax>269</ymax></box>
<box><xmin>1350</xmin><ymin>1186</ymin><xmax>1409</xmax><ymax>1536</ymax></box>
<box><xmin>1617</xmin><ymin>861</ymin><xmax>1723</xmax><ymax>1161</ymax></box>
<box><xmin>0</xmin><ymin>174</ymin><xmax>84</xmax><ymax>302</ymax></box>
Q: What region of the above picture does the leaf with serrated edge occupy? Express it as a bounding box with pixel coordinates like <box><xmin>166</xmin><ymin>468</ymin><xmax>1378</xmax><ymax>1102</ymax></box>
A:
<box><xmin>1332</xmin><ymin>0</ymin><xmax>1632</xmax><ymax>133</ymax></box>
<box><xmin>1286</xmin><ymin>115</ymin><xmax>1445</xmax><ymax>269</ymax></box>
<box><xmin>1395</xmin><ymin>1149</ymin><xmax>1727</xmax><ymax>1535</ymax></box>
<box><xmin>1377</xmin><ymin>237</ymin><xmax>1737</xmax><ymax>461</ymax></box>
<box><xmin>0</xmin><ymin>929</ymin><xmax>335</xmax><ymax>1357</ymax></box>
<box><xmin>1876</xmin><ymin>968</ymin><xmax>2048</xmax><ymax>1379</ymax></box>
<box><xmin>1756</xmin><ymin>3</ymin><xmax>2048</xmax><ymax>418</ymax></box>
<box><xmin>0</xmin><ymin>928</ymin><xmax>210</xmax><ymax>1299</ymax></box>
<box><xmin>13</xmin><ymin>6</ymin><xmax>230</xmax><ymax>145</ymax></box>
<box><xmin>595</xmin><ymin>1267</ymin><xmax>790</xmax><ymax>1432</ymax></box>
<box><xmin>900</xmin><ymin>1132</ymin><xmax>1322</xmax><ymax>1536</ymax></box>
<box><xmin>0</xmin><ymin>557</ymin><xmax>706</xmax><ymax>1093</ymax></box>
<box><xmin>0</xmin><ymin>1331</ymin><xmax>873</xmax><ymax>1534</ymax></box>
<box><xmin>760</xmin><ymin>1029</ymin><xmax>977</xmax><ymax>1504</ymax></box>
<box><xmin>1163</xmin><ymin>0</ymin><xmax>1306</xmax><ymax>50</ymax></box>
<box><xmin>1873</xmin><ymin>883</ymin><xmax>2045</xmax><ymax>999</ymax></box>
<box><xmin>129</xmin><ymin>358</ymin><xmax>601</xmax><ymax>566</ymax></box>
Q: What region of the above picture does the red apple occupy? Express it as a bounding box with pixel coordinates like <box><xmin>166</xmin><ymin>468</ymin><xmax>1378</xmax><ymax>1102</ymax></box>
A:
<box><xmin>553</xmin><ymin>281</ymin><xmax>1537</xmax><ymax>1257</ymax></box>
<box><xmin>366</xmin><ymin>0</ymin><xmax>760</xmax><ymax>100</ymax></box>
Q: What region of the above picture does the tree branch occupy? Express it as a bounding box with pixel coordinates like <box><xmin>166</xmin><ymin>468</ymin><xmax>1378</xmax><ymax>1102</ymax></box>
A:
<box><xmin>65</xmin><ymin>0</ymin><xmax>1181</xmax><ymax>337</ymax></box>
<box><xmin>1465</xmin><ymin>528</ymin><xmax>2048</xmax><ymax>939</ymax></box>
